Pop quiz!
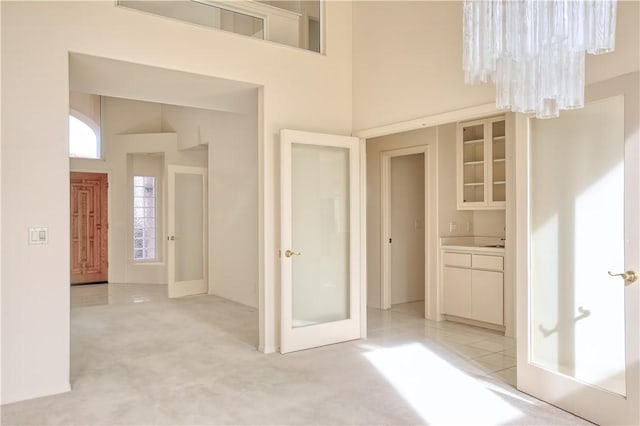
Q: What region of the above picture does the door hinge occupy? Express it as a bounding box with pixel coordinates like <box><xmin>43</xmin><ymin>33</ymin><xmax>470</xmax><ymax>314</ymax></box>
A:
<box><xmin>389</xmin><ymin>238</ymin><xmax>392</xmax><ymax>244</ymax></box>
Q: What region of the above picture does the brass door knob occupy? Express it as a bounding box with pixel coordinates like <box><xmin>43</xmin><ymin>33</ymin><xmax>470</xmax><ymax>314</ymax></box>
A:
<box><xmin>608</xmin><ymin>270</ymin><xmax>638</xmax><ymax>283</ymax></box>
<box><xmin>284</xmin><ymin>250</ymin><xmax>301</xmax><ymax>258</ymax></box>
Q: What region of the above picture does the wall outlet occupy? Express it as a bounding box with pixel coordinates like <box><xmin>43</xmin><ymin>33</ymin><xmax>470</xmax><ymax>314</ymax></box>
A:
<box><xmin>449</xmin><ymin>221</ymin><xmax>457</xmax><ymax>233</ymax></box>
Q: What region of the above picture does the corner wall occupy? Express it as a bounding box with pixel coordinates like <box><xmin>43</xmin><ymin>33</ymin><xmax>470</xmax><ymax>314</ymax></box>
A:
<box><xmin>2</xmin><ymin>0</ymin><xmax>352</xmax><ymax>402</ymax></box>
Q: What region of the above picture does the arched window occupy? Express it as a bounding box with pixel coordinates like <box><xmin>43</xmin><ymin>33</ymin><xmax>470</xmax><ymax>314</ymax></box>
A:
<box><xmin>69</xmin><ymin>114</ymin><xmax>100</xmax><ymax>159</ymax></box>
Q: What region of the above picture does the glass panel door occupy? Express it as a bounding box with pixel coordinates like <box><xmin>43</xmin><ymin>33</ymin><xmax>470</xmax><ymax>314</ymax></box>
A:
<box><xmin>175</xmin><ymin>173</ymin><xmax>205</xmax><ymax>283</ymax></box>
<box><xmin>167</xmin><ymin>165</ymin><xmax>207</xmax><ymax>298</ymax></box>
<box><xmin>280</xmin><ymin>129</ymin><xmax>362</xmax><ymax>353</ymax></box>
<box><xmin>519</xmin><ymin>94</ymin><xmax>639</xmax><ymax>425</ymax></box>
<box><xmin>291</xmin><ymin>144</ymin><xmax>350</xmax><ymax>327</ymax></box>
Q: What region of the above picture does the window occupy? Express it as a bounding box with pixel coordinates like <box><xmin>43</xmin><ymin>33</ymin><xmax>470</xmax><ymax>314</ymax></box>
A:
<box><xmin>69</xmin><ymin>115</ymin><xmax>100</xmax><ymax>159</ymax></box>
<box><xmin>133</xmin><ymin>176</ymin><xmax>157</xmax><ymax>261</ymax></box>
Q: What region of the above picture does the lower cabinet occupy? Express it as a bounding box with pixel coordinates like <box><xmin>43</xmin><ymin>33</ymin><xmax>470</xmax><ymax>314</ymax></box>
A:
<box><xmin>442</xmin><ymin>251</ymin><xmax>504</xmax><ymax>326</ymax></box>
<box><xmin>470</xmin><ymin>269</ymin><xmax>503</xmax><ymax>325</ymax></box>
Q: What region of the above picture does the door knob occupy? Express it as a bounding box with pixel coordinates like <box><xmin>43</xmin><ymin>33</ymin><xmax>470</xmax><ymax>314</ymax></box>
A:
<box><xmin>168</xmin><ymin>235</ymin><xmax>175</xmax><ymax>241</ymax></box>
<box><xmin>608</xmin><ymin>270</ymin><xmax>638</xmax><ymax>283</ymax></box>
<box><xmin>284</xmin><ymin>249</ymin><xmax>301</xmax><ymax>258</ymax></box>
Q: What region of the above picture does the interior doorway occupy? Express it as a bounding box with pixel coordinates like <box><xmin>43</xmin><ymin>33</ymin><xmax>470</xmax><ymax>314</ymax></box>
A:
<box><xmin>390</xmin><ymin>153</ymin><xmax>425</xmax><ymax>306</ymax></box>
<box><xmin>381</xmin><ymin>146</ymin><xmax>429</xmax><ymax>310</ymax></box>
<box><xmin>70</xmin><ymin>172</ymin><xmax>109</xmax><ymax>285</ymax></box>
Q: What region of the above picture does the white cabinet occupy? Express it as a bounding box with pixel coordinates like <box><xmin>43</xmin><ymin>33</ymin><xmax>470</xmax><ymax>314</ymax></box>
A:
<box><xmin>471</xmin><ymin>269</ymin><xmax>503</xmax><ymax>325</ymax></box>
<box><xmin>457</xmin><ymin>116</ymin><xmax>506</xmax><ymax>210</ymax></box>
<box><xmin>442</xmin><ymin>250</ymin><xmax>504</xmax><ymax>327</ymax></box>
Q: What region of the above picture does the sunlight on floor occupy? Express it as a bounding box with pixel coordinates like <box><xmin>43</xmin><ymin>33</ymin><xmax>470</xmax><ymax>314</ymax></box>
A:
<box><xmin>365</xmin><ymin>342</ymin><xmax>523</xmax><ymax>425</ymax></box>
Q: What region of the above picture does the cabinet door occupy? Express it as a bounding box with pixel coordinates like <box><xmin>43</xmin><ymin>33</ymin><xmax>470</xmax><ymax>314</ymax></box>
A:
<box><xmin>442</xmin><ymin>267</ymin><xmax>471</xmax><ymax>318</ymax></box>
<box><xmin>457</xmin><ymin>119</ymin><xmax>487</xmax><ymax>209</ymax></box>
<box><xmin>488</xmin><ymin>116</ymin><xmax>506</xmax><ymax>207</ymax></box>
<box><xmin>471</xmin><ymin>269</ymin><xmax>503</xmax><ymax>325</ymax></box>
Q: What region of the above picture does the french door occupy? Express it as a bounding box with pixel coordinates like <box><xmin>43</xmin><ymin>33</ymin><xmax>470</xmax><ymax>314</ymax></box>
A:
<box><xmin>280</xmin><ymin>129</ymin><xmax>364</xmax><ymax>353</ymax></box>
<box><xmin>517</xmin><ymin>94</ymin><xmax>639</xmax><ymax>425</ymax></box>
<box><xmin>167</xmin><ymin>165</ymin><xmax>208</xmax><ymax>298</ymax></box>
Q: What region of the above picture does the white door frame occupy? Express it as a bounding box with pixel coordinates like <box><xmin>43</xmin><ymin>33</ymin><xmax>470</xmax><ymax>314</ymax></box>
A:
<box><xmin>380</xmin><ymin>145</ymin><xmax>429</xmax><ymax>310</ymax></box>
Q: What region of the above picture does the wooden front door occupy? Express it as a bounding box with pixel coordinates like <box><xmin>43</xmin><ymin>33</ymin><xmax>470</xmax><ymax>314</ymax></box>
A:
<box><xmin>70</xmin><ymin>172</ymin><xmax>108</xmax><ymax>285</ymax></box>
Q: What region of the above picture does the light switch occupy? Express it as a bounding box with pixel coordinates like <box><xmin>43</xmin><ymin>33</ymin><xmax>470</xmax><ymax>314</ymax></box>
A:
<box><xmin>28</xmin><ymin>227</ymin><xmax>48</xmax><ymax>245</ymax></box>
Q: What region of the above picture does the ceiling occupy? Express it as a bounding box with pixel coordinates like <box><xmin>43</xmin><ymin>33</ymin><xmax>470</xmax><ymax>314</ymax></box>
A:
<box><xmin>69</xmin><ymin>53</ymin><xmax>259</xmax><ymax>114</ymax></box>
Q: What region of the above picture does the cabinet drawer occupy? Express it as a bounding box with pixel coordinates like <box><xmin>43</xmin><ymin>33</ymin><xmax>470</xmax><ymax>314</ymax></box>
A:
<box><xmin>472</xmin><ymin>254</ymin><xmax>503</xmax><ymax>271</ymax></box>
<box><xmin>442</xmin><ymin>252</ymin><xmax>471</xmax><ymax>267</ymax></box>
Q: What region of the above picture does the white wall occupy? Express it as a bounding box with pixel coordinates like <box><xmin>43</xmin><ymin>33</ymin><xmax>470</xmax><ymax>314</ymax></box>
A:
<box><xmin>2</xmin><ymin>0</ymin><xmax>351</xmax><ymax>399</ymax></box>
<box><xmin>208</xmin><ymin>109</ymin><xmax>259</xmax><ymax>308</ymax></box>
<box><xmin>353</xmin><ymin>0</ymin><xmax>640</xmax><ymax>132</ymax></box>
<box><xmin>390</xmin><ymin>153</ymin><xmax>425</xmax><ymax>304</ymax></box>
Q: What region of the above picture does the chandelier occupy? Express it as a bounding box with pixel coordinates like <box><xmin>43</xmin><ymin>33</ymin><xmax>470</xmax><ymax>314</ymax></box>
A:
<box><xmin>463</xmin><ymin>0</ymin><xmax>617</xmax><ymax>119</ymax></box>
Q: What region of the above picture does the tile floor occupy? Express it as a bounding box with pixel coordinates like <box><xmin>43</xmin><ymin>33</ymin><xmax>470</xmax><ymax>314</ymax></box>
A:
<box><xmin>1</xmin><ymin>284</ymin><xmax>590</xmax><ymax>425</ymax></box>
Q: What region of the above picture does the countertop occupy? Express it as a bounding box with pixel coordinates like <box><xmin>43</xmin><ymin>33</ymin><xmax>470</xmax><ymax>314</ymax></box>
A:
<box><xmin>440</xmin><ymin>236</ymin><xmax>506</xmax><ymax>254</ymax></box>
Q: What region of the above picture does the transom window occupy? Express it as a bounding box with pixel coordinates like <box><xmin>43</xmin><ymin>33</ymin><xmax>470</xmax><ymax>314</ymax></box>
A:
<box><xmin>69</xmin><ymin>115</ymin><xmax>100</xmax><ymax>159</ymax></box>
<box><xmin>133</xmin><ymin>176</ymin><xmax>157</xmax><ymax>261</ymax></box>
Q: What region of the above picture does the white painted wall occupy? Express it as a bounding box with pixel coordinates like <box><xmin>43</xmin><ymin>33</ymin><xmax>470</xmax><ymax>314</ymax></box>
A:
<box><xmin>390</xmin><ymin>153</ymin><xmax>425</xmax><ymax>305</ymax></box>
<box><xmin>208</xmin><ymin>109</ymin><xmax>259</xmax><ymax>308</ymax></box>
<box><xmin>437</xmin><ymin>123</ymin><xmax>474</xmax><ymax>237</ymax></box>
<box><xmin>353</xmin><ymin>0</ymin><xmax>640</xmax><ymax>132</ymax></box>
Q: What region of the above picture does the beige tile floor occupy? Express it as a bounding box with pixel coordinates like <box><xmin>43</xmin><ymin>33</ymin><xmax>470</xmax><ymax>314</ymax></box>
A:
<box><xmin>1</xmin><ymin>284</ymin><xmax>590</xmax><ymax>425</ymax></box>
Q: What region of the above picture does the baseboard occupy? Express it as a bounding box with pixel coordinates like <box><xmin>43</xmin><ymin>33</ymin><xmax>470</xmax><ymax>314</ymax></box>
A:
<box><xmin>1</xmin><ymin>382</ymin><xmax>71</xmax><ymax>406</ymax></box>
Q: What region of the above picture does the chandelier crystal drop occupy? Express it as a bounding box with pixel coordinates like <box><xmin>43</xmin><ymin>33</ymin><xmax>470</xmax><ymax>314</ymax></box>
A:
<box><xmin>463</xmin><ymin>0</ymin><xmax>617</xmax><ymax>119</ymax></box>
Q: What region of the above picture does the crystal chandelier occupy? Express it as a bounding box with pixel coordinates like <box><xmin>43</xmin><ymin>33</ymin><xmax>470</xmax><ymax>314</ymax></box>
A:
<box><xmin>463</xmin><ymin>0</ymin><xmax>617</xmax><ymax>119</ymax></box>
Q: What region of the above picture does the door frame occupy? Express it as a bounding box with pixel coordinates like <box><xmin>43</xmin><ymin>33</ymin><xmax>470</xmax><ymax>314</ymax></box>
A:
<box><xmin>515</xmin><ymin>73</ymin><xmax>640</xmax><ymax>424</ymax></box>
<box><xmin>69</xmin><ymin>170</ymin><xmax>111</xmax><ymax>284</ymax></box>
<box><xmin>380</xmin><ymin>146</ymin><xmax>429</xmax><ymax>310</ymax></box>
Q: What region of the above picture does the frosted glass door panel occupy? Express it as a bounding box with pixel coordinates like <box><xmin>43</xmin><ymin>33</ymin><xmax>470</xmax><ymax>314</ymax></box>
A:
<box><xmin>175</xmin><ymin>173</ymin><xmax>204</xmax><ymax>283</ymax></box>
<box><xmin>291</xmin><ymin>143</ymin><xmax>350</xmax><ymax>327</ymax></box>
<box><xmin>530</xmin><ymin>96</ymin><xmax>625</xmax><ymax>395</ymax></box>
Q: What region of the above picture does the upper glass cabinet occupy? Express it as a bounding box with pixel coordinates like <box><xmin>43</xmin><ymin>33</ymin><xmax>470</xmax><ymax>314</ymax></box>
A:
<box><xmin>117</xmin><ymin>1</ymin><xmax>322</xmax><ymax>53</ymax></box>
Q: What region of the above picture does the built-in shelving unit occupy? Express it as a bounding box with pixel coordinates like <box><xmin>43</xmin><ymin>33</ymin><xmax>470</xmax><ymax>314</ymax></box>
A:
<box><xmin>456</xmin><ymin>115</ymin><xmax>507</xmax><ymax>210</ymax></box>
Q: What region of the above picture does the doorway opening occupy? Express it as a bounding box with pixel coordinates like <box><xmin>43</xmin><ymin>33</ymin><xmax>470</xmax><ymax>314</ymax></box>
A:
<box><xmin>381</xmin><ymin>148</ymin><xmax>427</xmax><ymax>311</ymax></box>
<box><xmin>68</xmin><ymin>53</ymin><xmax>262</xmax><ymax>383</ymax></box>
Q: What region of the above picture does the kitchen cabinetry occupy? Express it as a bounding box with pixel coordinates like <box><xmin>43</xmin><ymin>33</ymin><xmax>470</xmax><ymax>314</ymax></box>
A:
<box><xmin>457</xmin><ymin>116</ymin><xmax>506</xmax><ymax>210</ymax></box>
<box><xmin>441</xmin><ymin>249</ymin><xmax>504</xmax><ymax>327</ymax></box>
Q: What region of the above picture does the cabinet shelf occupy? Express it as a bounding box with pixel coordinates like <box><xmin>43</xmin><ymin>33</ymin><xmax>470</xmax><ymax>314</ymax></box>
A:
<box><xmin>457</xmin><ymin>115</ymin><xmax>507</xmax><ymax>209</ymax></box>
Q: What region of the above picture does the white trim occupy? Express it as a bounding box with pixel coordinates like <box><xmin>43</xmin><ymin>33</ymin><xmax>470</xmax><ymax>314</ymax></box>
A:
<box><xmin>380</xmin><ymin>145</ymin><xmax>429</xmax><ymax>310</ymax></box>
<box><xmin>354</xmin><ymin>103</ymin><xmax>499</xmax><ymax>140</ymax></box>
<box><xmin>359</xmin><ymin>137</ymin><xmax>368</xmax><ymax>339</ymax></box>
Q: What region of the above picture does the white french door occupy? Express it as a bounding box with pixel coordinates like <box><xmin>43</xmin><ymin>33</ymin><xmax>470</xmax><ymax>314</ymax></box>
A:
<box><xmin>517</xmin><ymin>94</ymin><xmax>639</xmax><ymax>425</ymax></box>
<box><xmin>167</xmin><ymin>165</ymin><xmax>208</xmax><ymax>298</ymax></box>
<box><xmin>280</xmin><ymin>129</ymin><xmax>364</xmax><ymax>354</ymax></box>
